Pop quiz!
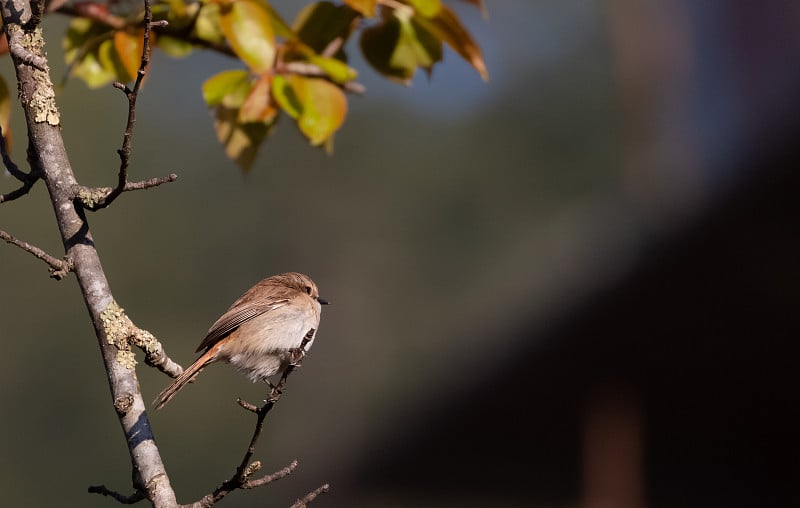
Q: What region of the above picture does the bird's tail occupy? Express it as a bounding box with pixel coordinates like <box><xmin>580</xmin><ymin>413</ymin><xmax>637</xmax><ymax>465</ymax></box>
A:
<box><xmin>153</xmin><ymin>349</ymin><xmax>215</xmax><ymax>410</ymax></box>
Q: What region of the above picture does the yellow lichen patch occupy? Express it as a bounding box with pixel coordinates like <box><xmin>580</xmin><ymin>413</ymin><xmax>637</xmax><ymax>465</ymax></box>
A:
<box><xmin>116</xmin><ymin>349</ymin><xmax>137</xmax><ymax>369</ymax></box>
<box><xmin>132</xmin><ymin>329</ymin><xmax>161</xmax><ymax>356</ymax></box>
<box><xmin>76</xmin><ymin>186</ymin><xmax>111</xmax><ymax>209</ymax></box>
<box><xmin>20</xmin><ymin>28</ymin><xmax>60</xmax><ymax>126</ymax></box>
<box><xmin>101</xmin><ymin>300</ymin><xmax>133</xmax><ymax>346</ymax></box>
<box><xmin>101</xmin><ymin>300</ymin><xmax>140</xmax><ymax>369</ymax></box>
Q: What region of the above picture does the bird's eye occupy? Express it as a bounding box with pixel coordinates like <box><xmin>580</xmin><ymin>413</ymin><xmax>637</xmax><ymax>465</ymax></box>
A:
<box><xmin>305</xmin><ymin>286</ymin><xmax>312</xmax><ymax>295</ymax></box>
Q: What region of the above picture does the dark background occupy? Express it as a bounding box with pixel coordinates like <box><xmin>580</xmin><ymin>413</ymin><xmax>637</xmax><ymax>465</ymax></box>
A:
<box><xmin>1</xmin><ymin>1</ymin><xmax>799</xmax><ymax>507</ymax></box>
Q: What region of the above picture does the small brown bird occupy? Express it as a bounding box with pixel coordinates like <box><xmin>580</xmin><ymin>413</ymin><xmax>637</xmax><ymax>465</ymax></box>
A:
<box><xmin>154</xmin><ymin>272</ymin><xmax>327</xmax><ymax>409</ymax></box>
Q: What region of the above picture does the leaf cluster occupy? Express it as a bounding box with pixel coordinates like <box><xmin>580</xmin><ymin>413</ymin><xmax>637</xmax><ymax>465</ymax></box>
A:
<box><xmin>1</xmin><ymin>0</ymin><xmax>487</xmax><ymax>171</ymax></box>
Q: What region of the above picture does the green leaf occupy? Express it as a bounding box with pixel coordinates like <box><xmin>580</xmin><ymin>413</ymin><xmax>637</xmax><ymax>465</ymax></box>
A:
<box><xmin>219</xmin><ymin>0</ymin><xmax>276</xmax><ymax>73</ymax></box>
<box><xmin>63</xmin><ymin>18</ymin><xmax>120</xmax><ymax>88</ymax></box>
<box><xmin>307</xmin><ymin>54</ymin><xmax>358</xmax><ymax>83</ymax></box>
<box><xmin>293</xmin><ymin>1</ymin><xmax>360</xmax><ymax>56</ymax></box>
<box><xmin>272</xmin><ymin>75</ymin><xmax>347</xmax><ymax>146</ymax></box>
<box><xmin>360</xmin><ymin>9</ymin><xmax>442</xmax><ymax>83</ymax></box>
<box><xmin>194</xmin><ymin>3</ymin><xmax>225</xmax><ymax>44</ymax></box>
<box><xmin>406</xmin><ymin>0</ymin><xmax>441</xmax><ymax>18</ymax></box>
<box><xmin>271</xmin><ymin>74</ymin><xmax>303</xmax><ymax>119</ymax></box>
<box><xmin>156</xmin><ymin>34</ymin><xmax>194</xmax><ymax>58</ymax></box>
<box><xmin>202</xmin><ymin>69</ymin><xmax>251</xmax><ymax>107</ymax></box>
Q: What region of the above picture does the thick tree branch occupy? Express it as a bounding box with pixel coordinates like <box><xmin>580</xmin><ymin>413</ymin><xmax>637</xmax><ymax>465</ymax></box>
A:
<box><xmin>3</xmin><ymin>2</ymin><xmax>328</xmax><ymax>506</ymax></box>
<box><xmin>0</xmin><ymin>1</ymin><xmax>180</xmax><ymax>506</ymax></box>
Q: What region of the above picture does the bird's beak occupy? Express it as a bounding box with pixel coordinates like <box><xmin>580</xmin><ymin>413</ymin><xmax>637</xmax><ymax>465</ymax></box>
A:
<box><xmin>318</xmin><ymin>297</ymin><xmax>330</xmax><ymax>305</ymax></box>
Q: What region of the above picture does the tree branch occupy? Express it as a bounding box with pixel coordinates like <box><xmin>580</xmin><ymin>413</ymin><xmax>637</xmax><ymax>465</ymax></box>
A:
<box><xmin>85</xmin><ymin>1</ymin><xmax>165</xmax><ymax>211</ymax></box>
<box><xmin>0</xmin><ymin>1</ymin><xmax>180</xmax><ymax>505</ymax></box>
<box><xmin>74</xmin><ymin>173</ymin><xmax>179</xmax><ymax>210</ymax></box>
<box><xmin>184</xmin><ymin>356</ymin><xmax>314</xmax><ymax>507</ymax></box>
<box><xmin>290</xmin><ymin>483</ymin><xmax>331</xmax><ymax>508</ymax></box>
<box><xmin>0</xmin><ymin>126</ymin><xmax>40</xmax><ymax>203</ymax></box>
<box><xmin>0</xmin><ymin>228</ymin><xmax>73</xmax><ymax>279</ymax></box>
<box><xmin>87</xmin><ymin>485</ymin><xmax>146</xmax><ymax>505</ymax></box>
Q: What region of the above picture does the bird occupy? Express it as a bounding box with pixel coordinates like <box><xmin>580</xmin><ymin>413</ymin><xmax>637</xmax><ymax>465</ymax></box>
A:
<box><xmin>153</xmin><ymin>272</ymin><xmax>327</xmax><ymax>409</ymax></box>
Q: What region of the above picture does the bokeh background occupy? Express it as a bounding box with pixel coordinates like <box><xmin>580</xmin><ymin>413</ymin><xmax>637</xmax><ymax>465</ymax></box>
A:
<box><xmin>2</xmin><ymin>1</ymin><xmax>800</xmax><ymax>507</ymax></box>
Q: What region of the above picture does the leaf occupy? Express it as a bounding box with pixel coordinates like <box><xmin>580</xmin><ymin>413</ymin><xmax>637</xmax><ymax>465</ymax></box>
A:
<box><xmin>272</xmin><ymin>75</ymin><xmax>347</xmax><ymax>146</ymax></box>
<box><xmin>156</xmin><ymin>34</ymin><xmax>194</xmax><ymax>58</ymax></box>
<box><xmin>271</xmin><ymin>74</ymin><xmax>302</xmax><ymax>119</ymax></box>
<box><xmin>113</xmin><ymin>29</ymin><xmax>144</xmax><ymax>82</ymax></box>
<box><xmin>406</xmin><ymin>0</ymin><xmax>441</xmax><ymax>18</ymax></box>
<box><xmin>213</xmin><ymin>104</ymin><xmax>273</xmax><ymax>172</ymax></box>
<box><xmin>202</xmin><ymin>69</ymin><xmax>250</xmax><ymax>106</ymax></box>
<box><xmin>219</xmin><ymin>0</ymin><xmax>276</xmax><ymax>73</ymax></box>
<box><xmin>293</xmin><ymin>1</ymin><xmax>360</xmax><ymax>56</ymax></box>
<box><xmin>0</xmin><ymin>75</ymin><xmax>11</xmax><ymax>149</ymax></box>
<box><xmin>238</xmin><ymin>73</ymin><xmax>278</xmax><ymax>123</ymax></box>
<box><xmin>194</xmin><ymin>3</ymin><xmax>225</xmax><ymax>44</ymax></box>
<box><xmin>415</xmin><ymin>4</ymin><xmax>488</xmax><ymax>80</ymax></box>
<box><xmin>360</xmin><ymin>9</ymin><xmax>442</xmax><ymax>83</ymax></box>
<box><xmin>343</xmin><ymin>0</ymin><xmax>376</xmax><ymax>17</ymax></box>
<box><xmin>63</xmin><ymin>18</ymin><xmax>119</xmax><ymax>88</ymax></box>
<box><xmin>306</xmin><ymin>54</ymin><xmax>358</xmax><ymax>83</ymax></box>
<box><xmin>253</xmin><ymin>0</ymin><xmax>294</xmax><ymax>39</ymax></box>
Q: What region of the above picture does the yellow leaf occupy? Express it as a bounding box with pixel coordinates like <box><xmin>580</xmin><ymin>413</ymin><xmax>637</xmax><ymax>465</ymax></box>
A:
<box><xmin>219</xmin><ymin>0</ymin><xmax>275</xmax><ymax>73</ymax></box>
<box><xmin>213</xmin><ymin>105</ymin><xmax>272</xmax><ymax>172</ymax></box>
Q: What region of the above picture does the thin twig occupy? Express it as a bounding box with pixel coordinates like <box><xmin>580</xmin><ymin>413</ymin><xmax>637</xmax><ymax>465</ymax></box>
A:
<box><xmin>0</xmin><ymin>228</ymin><xmax>73</xmax><ymax>279</ymax></box>
<box><xmin>74</xmin><ymin>173</ymin><xmax>178</xmax><ymax>210</ymax></box>
<box><xmin>87</xmin><ymin>485</ymin><xmax>146</xmax><ymax>504</ymax></box>
<box><xmin>0</xmin><ymin>126</ymin><xmax>39</xmax><ymax>203</ymax></box>
<box><xmin>92</xmin><ymin>0</ymin><xmax>163</xmax><ymax>211</ymax></box>
<box><xmin>290</xmin><ymin>483</ymin><xmax>331</xmax><ymax>508</ymax></box>
<box><xmin>185</xmin><ymin>360</ymin><xmax>317</xmax><ymax>507</ymax></box>
<box><xmin>185</xmin><ymin>460</ymin><xmax>299</xmax><ymax>507</ymax></box>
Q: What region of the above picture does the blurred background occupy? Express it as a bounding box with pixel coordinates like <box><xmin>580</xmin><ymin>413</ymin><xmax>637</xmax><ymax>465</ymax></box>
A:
<box><xmin>2</xmin><ymin>1</ymin><xmax>800</xmax><ymax>507</ymax></box>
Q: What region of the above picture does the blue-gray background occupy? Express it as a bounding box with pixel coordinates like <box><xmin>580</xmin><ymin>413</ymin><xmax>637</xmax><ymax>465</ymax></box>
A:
<box><xmin>2</xmin><ymin>2</ymin><xmax>799</xmax><ymax>507</ymax></box>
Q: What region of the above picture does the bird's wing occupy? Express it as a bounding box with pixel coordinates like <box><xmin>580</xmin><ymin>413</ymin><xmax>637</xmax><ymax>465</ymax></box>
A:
<box><xmin>195</xmin><ymin>298</ymin><xmax>290</xmax><ymax>352</ymax></box>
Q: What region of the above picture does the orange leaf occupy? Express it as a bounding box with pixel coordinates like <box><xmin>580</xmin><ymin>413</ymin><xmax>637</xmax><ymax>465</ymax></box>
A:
<box><xmin>238</xmin><ymin>73</ymin><xmax>278</xmax><ymax>123</ymax></box>
<box><xmin>113</xmin><ymin>29</ymin><xmax>144</xmax><ymax>82</ymax></box>
<box><xmin>343</xmin><ymin>0</ymin><xmax>376</xmax><ymax>17</ymax></box>
<box><xmin>416</xmin><ymin>4</ymin><xmax>488</xmax><ymax>80</ymax></box>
